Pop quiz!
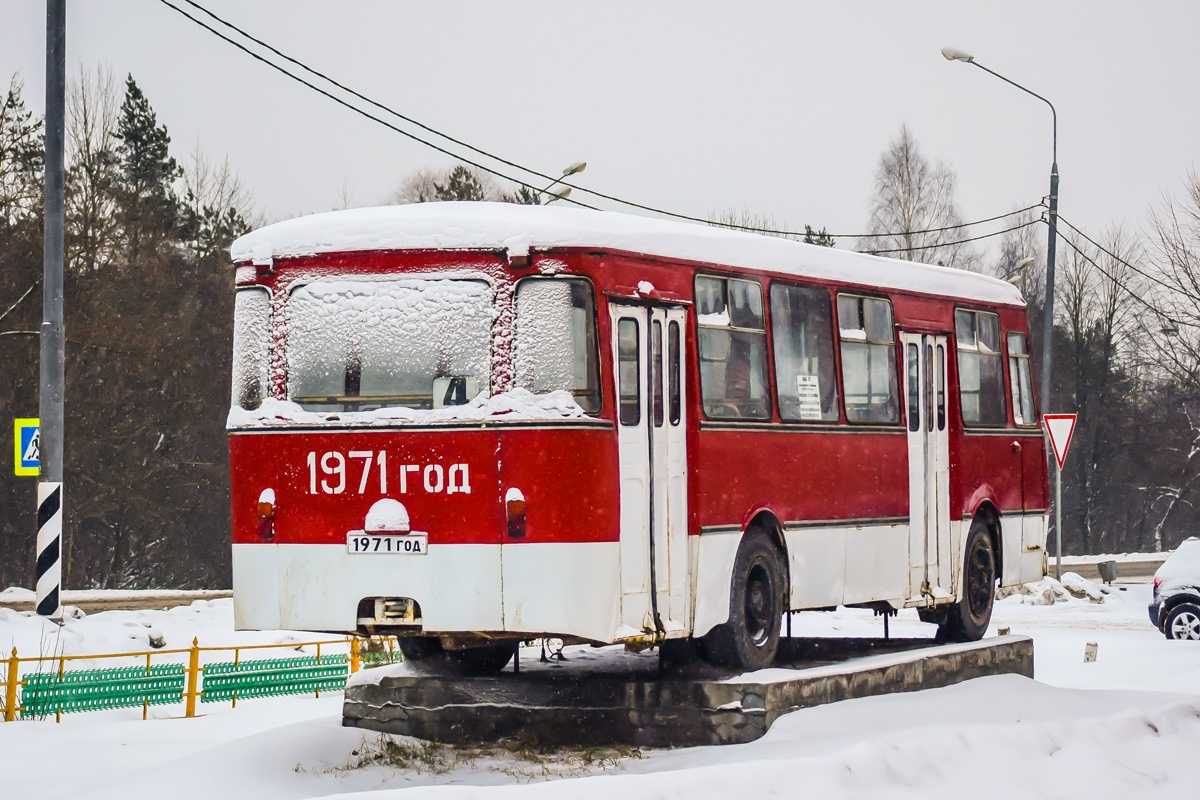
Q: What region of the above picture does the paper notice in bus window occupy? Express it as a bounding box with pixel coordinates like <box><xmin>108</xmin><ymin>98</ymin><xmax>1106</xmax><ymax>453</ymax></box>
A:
<box><xmin>796</xmin><ymin>375</ymin><xmax>823</xmax><ymax>420</ymax></box>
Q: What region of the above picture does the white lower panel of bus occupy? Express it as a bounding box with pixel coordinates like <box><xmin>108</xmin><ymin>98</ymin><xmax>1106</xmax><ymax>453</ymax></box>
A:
<box><xmin>233</xmin><ymin>543</ymin><xmax>504</xmax><ymax>633</ymax></box>
<box><xmin>1001</xmin><ymin>513</ymin><xmax>1049</xmax><ymax>587</ymax></box>
<box><xmin>501</xmin><ymin>541</ymin><xmax>621</xmax><ymax>642</ymax></box>
<box><xmin>232</xmin><ymin>541</ymin><xmax>624</xmax><ymax>642</ymax></box>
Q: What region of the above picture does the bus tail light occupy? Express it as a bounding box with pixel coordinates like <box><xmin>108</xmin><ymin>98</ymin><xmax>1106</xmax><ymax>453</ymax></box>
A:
<box><xmin>505</xmin><ymin>488</ymin><xmax>526</xmax><ymax>540</ymax></box>
<box><xmin>257</xmin><ymin>488</ymin><xmax>275</xmax><ymax>541</ymax></box>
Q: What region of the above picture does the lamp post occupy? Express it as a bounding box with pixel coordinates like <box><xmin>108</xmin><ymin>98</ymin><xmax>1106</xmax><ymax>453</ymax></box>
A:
<box><xmin>541</xmin><ymin>161</ymin><xmax>587</xmax><ymax>204</ymax></box>
<box><xmin>941</xmin><ymin>48</ymin><xmax>1058</xmax><ymax>422</ymax></box>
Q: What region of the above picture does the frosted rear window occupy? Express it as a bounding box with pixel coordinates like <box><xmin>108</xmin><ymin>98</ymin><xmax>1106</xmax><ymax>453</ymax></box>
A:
<box><xmin>285</xmin><ymin>279</ymin><xmax>492</xmax><ymax>411</ymax></box>
<box><xmin>231</xmin><ymin>288</ymin><xmax>270</xmax><ymax>410</ymax></box>
<box><xmin>514</xmin><ymin>278</ymin><xmax>600</xmax><ymax>413</ymax></box>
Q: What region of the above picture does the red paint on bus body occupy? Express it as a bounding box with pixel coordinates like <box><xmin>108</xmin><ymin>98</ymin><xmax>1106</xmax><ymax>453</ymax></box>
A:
<box><xmin>230</xmin><ymin>244</ymin><xmax>1047</xmax><ymax>578</ymax></box>
<box><xmin>231</xmin><ymin>427</ymin><xmax>621</xmax><ymax>546</ymax></box>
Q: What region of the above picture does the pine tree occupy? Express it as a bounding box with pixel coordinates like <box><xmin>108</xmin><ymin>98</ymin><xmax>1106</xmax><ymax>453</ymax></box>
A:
<box><xmin>510</xmin><ymin>184</ymin><xmax>542</xmax><ymax>205</ymax></box>
<box><xmin>113</xmin><ymin>75</ymin><xmax>180</xmax><ymax>268</ymax></box>
<box><xmin>803</xmin><ymin>225</ymin><xmax>835</xmax><ymax>247</ymax></box>
<box><xmin>433</xmin><ymin>165</ymin><xmax>489</xmax><ymax>201</ymax></box>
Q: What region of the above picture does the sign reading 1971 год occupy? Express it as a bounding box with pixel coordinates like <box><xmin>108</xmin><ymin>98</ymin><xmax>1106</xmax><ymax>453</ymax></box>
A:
<box><xmin>14</xmin><ymin>418</ymin><xmax>39</xmax><ymax>476</ymax></box>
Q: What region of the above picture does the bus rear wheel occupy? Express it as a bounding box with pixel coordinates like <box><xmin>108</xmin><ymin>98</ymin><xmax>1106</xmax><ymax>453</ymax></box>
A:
<box><xmin>938</xmin><ymin>519</ymin><xmax>996</xmax><ymax>642</ymax></box>
<box><xmin>398</xmin><ymin>636</ymin><xmax>517</xmax><ymax>675</ymax></box>
<box><xmin>704</xmin><ymin>530</ymin><xmax>784</xmax><ymax>671</ymax></box>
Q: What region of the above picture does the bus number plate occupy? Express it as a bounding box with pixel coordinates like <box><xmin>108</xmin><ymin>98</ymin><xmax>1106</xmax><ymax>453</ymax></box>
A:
<box><xmin>347</xmin><ymin>533</ymin><xmax>428</xmax><ymax>555</ymax></box>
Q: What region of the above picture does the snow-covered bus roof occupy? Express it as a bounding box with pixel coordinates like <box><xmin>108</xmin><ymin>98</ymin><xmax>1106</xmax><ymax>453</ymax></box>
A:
<box><xmin>231</xmin><ymin>202</ymin><xmax>1025</xmax><ymax>307</ymax></box>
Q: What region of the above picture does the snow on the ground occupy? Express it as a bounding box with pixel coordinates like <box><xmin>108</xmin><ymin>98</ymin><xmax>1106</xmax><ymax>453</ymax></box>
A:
<box><xmin>2</xmin><ymin>578</ymin><xmax>1198</xmax><ymax>799</ymax></box>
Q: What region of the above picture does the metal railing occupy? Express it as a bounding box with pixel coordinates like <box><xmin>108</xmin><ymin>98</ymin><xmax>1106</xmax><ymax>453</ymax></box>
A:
<box><xmin>2</xmin><ymin>636</ymin><xmax>400</xmax><ymax>722</ymax></box>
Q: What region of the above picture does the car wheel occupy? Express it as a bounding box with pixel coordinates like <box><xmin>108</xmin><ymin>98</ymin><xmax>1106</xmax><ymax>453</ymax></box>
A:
<box><xmin>1164</xmin><ymin>602</ymin><xmax>1200</xmax><ymax>640</ymax></box>
<box><xmin>398</xmin><ymin>636</ymin><xmax>517</xmax><ymax>675</ymax></box>
<box><xmin>703</xmin><ymin>530</ymin><xmax>785</xmax><ymax>670</ymax></box>
<box><xmin>938</xmin><ymin>518</ymin><xmax>996</xmax><ymax>642</ymax></box>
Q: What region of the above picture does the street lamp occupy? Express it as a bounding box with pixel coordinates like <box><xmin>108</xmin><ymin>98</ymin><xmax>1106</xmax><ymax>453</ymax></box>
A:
<box><xmin>541</xmin><ymin>161</ymin><xmax>587</xmax><ymax>204</ymax></box>
<box><xmin>941</xmin><ymin>47</ymin><xmax>1059</xmax><ymax>421</ymax></box>
<box><xmin>1007</xmin><ymin>256</ymin><xmax>1040</xmax><ymax>300</ymax></box>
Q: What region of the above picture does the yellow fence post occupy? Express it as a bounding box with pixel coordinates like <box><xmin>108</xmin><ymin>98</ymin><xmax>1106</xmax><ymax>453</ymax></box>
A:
<box><xmin>3</xmin><ymin>647</ymin><xmax>18</xmax><ymax>722</ymax></box>
<box><xmin>349</xmin><ymin>638</ymin><xmax>360</xmax><ymax>674</ymax></box>
<box><xmin>184</xmin><ymin>638</ymin><xmax>200</xmax><ymax>718</ymax></box>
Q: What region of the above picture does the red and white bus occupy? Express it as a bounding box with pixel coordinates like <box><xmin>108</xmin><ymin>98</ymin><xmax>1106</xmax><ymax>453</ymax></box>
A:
<box><xmin>227</xmin><ymin>202</ymin><xmax>1048</xmax><ymax>672</ymax></box>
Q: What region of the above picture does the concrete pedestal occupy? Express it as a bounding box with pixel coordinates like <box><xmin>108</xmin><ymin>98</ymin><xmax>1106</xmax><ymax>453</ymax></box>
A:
<box><xmin>343</xmin><ymin>636</ymin><xmax>1033</xmax><ymax>747</ymax></box>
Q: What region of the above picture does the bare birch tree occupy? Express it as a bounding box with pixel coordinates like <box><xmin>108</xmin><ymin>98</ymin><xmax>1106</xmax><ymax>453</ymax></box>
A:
<box><xmin>181</xmin><ymin>140</ymin><xmax>256</xmax><ymax>261</ymax></box>
<box><xmin>65</xmin><ymin>65</ymin><xmax>121</xmax><ymax>272</ymax></box>
<box><xmin>860</xmin><ymin>124</ymin><xmax>979</xmax><ymax>270</ymax></box>
<box><xmin>708</xmin><ymin>205</ymin><xmax>799</xmax><ymax>240</ymax></box>
<box><xmin>1057</xmin><ymin>225</ymin><xmax>1144</xmax><ymax>551</ymax></box>
<box><xmin>1148</xmin><ymin>169</ymin><xmax>1200</xmax><ymax>389</ymax></box>
<box><xmin>1141</xmin><ymin>169</ymin><xmax>1200</xmax><ymax>550</ymax></box>
<box><xmin>0</xmin><ymin>74</ymin><xmax>43</xmax><ymax>226</ymax></box>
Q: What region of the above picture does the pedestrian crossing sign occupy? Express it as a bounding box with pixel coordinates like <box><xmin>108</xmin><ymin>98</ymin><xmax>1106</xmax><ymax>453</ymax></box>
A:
<box><xmin>15</xmin><ymin>418</ymin><xmax>38</xmax><ymax>476</ymax></box>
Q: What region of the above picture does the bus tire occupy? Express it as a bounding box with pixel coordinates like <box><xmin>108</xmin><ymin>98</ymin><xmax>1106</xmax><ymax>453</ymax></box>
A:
<box><xmin>398</xmin><ymin>636</ymin><xmax>517</xmax><ymax>676</ymax></box>
<box><xmin>938</xmin><ymin>518</ymin><xmax>996</xmax><ymax>642</ymax></box>
<box><xmin>703</xmin><ymin>530</ymin><xmax>784</xmax><ymax>670</ymax></box>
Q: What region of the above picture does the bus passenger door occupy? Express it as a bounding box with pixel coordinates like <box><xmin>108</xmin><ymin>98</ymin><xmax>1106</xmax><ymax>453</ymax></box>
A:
<box><xmin>610</xmin><ymin>303</ymin><xmax>689</xmax><ymax>637</ymax></box>
<box><xmin>903</xmin><ymin>332</ymin><xmax>952</xmax><ymax>601</ymax></box>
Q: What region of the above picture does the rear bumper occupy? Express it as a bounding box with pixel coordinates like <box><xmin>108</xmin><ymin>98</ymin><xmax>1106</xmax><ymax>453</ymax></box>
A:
<box><xmin>233</xmin><ymin>542</ymin><xmax>503</xmax><ymax>633</ymax></box>
<box><xmin>232</xmin><ymin>540</ymin><xmax>624</xmax><ymax>641</ymax></box>
<box><xmin>1148</xmin><ymin>599</ymin><xmax>1162</xmax><ymax>630</ymax></box>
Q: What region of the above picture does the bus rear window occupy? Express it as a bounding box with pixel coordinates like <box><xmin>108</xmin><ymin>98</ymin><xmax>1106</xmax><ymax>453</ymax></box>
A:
<box><xmin>285</xmin><ymin>279</ymin><xmax>492</xmax><ymax>412</ymax></box>
<box><xmin>514</xmin><ymin>278</ymin><xmax>601</xmax><ymax>413</ymax></box>
<box><xmin>232</xmin><ymin>288</ymin><xmax>270</xmax><ymax>410</ymax></box>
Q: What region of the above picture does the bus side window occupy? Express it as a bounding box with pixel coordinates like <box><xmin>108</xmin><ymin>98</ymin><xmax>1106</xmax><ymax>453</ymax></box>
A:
<box><xmin>618</xmin><ymin>318</ymin><xmax>641</xmax><ymax>426</ymax></box>
<box><xmin>926</xmin><ymin>342</ymin><xmax>935</xmax><ymax>432</ymax></box>
<box><xmin>1008</xmin><ymin>332</ymin><xmax>1036</xmax><ymax>426</ymax></box>
<box><xmin>694</xmin><ymin>275</ymin><xmax>771</xmax><ymax>420</ymax></box>
<box><xmin>956</xmin><ymin>309</ymin><xmax>1006</xmax><ymax>426</ymax></box>
<box><xmin>769</xmin><ymin>282</ymin><xmax>839</xmax><ymax>422</ymax></box>
<box><xmin>837</xmin><ymin>294</ymin><xmax>899</xmax><ymax>424</ymax></box>
<box><xmin>651</xmin><ymin>320</ymin><xmax>664</xmax><ymax>427</ymax></box>
<box><xmin>668</xmin><ymin>321</ymin><xmax>681</xmax><ymax>425</ymax></box>
<box><xmin>907</xmin><ymin>343</ymin><xmax>920</xmax><ymax>432</ymax></box>
<box><xmin>937</xmin><ymin>344</ymin><xmax>946</xmax><ymax>431</ymax></box>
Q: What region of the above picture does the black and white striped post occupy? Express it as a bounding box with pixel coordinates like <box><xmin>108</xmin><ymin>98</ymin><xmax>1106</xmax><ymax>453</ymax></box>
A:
<box><xmin>37</xmin><ymin>0</ymin><xmax>66</xmax><ymax>620</ymax></box>
<box><xmin>36</xmin><ymin>484</ymin><xmax>62</xmax><ymax>617</ymax></box>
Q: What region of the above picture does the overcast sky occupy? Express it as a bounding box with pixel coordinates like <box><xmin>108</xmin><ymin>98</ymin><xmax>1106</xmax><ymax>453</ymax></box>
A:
<box><xmin>3</xmin><ymin>0</ymin><xmax>1198</xmax><ymax>258</ymax></box>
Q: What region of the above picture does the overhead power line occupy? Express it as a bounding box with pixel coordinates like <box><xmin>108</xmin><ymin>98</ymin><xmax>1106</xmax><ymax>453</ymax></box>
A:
<box><xmin>1055</xmin><ymin>233</ymin><xmax>1195</xmax><ymax>330</ymax></box>
<box><xmin>865</xmin><ymin>218</ymin><xmax>1043</xmax><ymax>255</ymax></box>
<box><xmin>1056</xmin><ymin>214</ymin><xmax>1200</xmax><ymax>303</ymax></box>
<box><xmin>154</xmin><ymin>0</ymin><xmax>601</xmax><ymax>210</ymax></box>
<box><xmin>157</xmin><ymin>0</ymin><xmax>1044</xmax><ymax>244</ymax></box>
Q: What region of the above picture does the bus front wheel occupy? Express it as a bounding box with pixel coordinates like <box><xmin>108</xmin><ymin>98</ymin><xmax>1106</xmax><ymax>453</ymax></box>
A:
<box><xmin>398</xmin><ymin>636</ymin><xmax>517</xmax><ymax>676</ymax></box>
<box><xmin>704</xmin><ymin>530</ymin><xmax>785</xmax><ymax>671</ymax></box>
<box><xmin>938</xmin><ymin>519</ymin><xmax>996</xmax><ymax>642</ymax></box>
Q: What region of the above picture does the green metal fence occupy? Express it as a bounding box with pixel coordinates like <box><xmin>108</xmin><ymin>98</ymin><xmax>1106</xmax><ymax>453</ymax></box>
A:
<box><xmin>201</xmin><ymin>655</ymin><xmax>348</xmax><ymax>703</ymax></box>
<box><xmin>21</xmin><ymin>664</ymin><xmax>185</xmax><ymax>718</ymax></box>
<box><xmin>3</xmin><ymin>637</ymin><xmax>398</xmax><ymax>722</ymax></box>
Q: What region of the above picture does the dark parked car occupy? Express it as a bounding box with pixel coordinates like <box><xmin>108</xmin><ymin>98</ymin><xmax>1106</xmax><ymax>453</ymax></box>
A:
<box><xmin>1149</xmin><ymin>537</ymin><xmax>1200</xmax><ymax>640</ymax></box>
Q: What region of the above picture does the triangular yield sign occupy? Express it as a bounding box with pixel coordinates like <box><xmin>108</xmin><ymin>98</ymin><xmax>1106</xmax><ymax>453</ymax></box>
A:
<box><xmin>1043</xmin><ymin>413</ymin><xmax>1077</xmax><ymax>469</ymax></box>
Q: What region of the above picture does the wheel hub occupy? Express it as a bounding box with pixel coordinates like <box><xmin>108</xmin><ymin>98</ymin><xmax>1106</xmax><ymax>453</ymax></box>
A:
<box><xmin>744</xmin><ymin>564</ymin><xmax>772</xmax><ymax>645</ymax></box>
<box><xmin>1171</xmin><ymin>611</ymin><xmax>1200</xmax><ymax>640</ymax></box>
